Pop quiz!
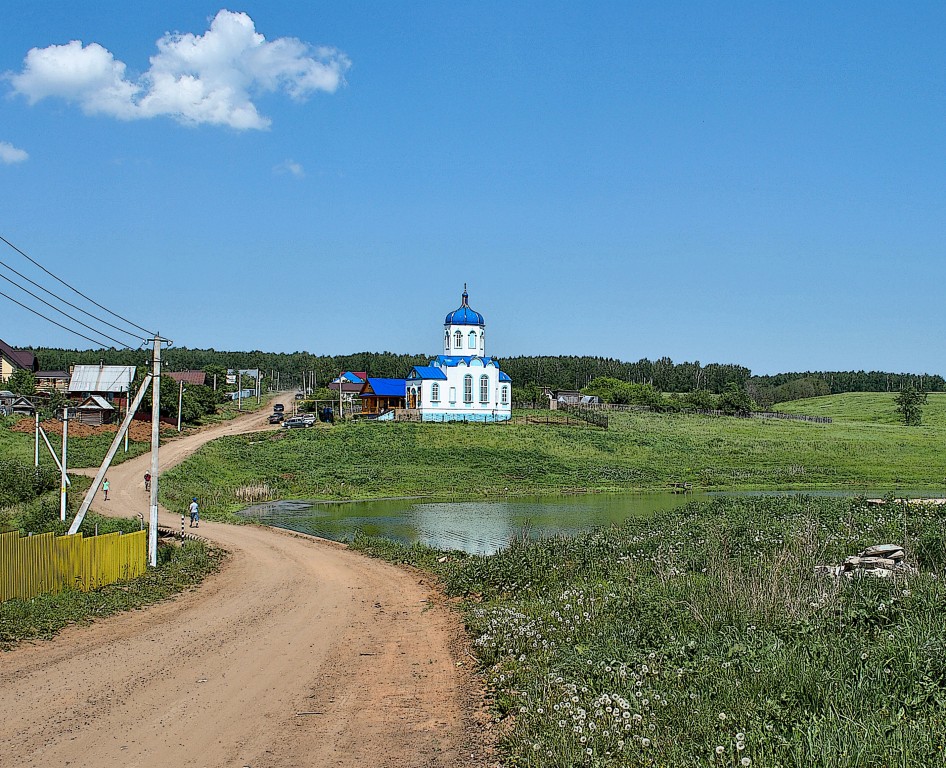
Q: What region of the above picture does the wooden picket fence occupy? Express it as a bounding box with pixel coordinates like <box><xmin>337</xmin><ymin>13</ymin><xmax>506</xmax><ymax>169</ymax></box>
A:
<box><xmin>0</xmin><ymin>529</ymin><xmax>147</xmax><ymax>602</ymax></box>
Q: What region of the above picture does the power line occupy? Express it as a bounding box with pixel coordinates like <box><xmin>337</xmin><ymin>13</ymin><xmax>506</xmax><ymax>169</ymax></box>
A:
<box><xmin>0</xmin><ymin>234</ymin><xmax>155</xmax><ymax>337</ymax></box>
<box><xmin>0</xmin><ymin>287</ymin><xmax>113</xmax><ymax>348</ymax></box>
<box><xmin>0</xmin><ymin>254</ymin><xmax>146</xmax><ymax>344</ymax></box>
<box><xmin>0</xmin><ymin>270</ymin><xmax>136</xmax><ymax>348</ymax></box>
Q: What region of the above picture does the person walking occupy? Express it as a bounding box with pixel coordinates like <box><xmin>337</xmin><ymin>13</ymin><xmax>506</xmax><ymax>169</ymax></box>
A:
<box><xmin>144</xmin><ymin>472</ymin><xmax>151</xmax><ymax>491</ymax></box>
<box><xmin>102</xmin><ymin>478</ymin><xmax>110</xmax><ymax>501</ymax></box>
<box><xmin>189</xmin><ymin>498</ymin><xmax>199</xmax><ymax>528</ymax></box>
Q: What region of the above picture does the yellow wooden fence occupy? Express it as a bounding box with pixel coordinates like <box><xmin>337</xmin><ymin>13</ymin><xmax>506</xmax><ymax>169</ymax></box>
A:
<box><xmin>0</xmin><ymin>529</ymin><xmax>147</xmax><ymax>602</ymax></box>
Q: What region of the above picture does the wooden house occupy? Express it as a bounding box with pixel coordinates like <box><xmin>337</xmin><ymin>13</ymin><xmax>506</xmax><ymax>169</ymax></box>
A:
<box><xmin>76</xmin><ymin>395</ymin><xmax>115</xmax><ymax>425</ymax></box>
<box><xmin>359</xmin><ymin>378</ymin><xmax>406</xmax><ymax>416</ymax></box>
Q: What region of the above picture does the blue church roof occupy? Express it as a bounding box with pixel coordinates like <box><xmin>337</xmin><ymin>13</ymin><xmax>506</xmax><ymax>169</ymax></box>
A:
<box><xmin>499</xmin><ymin>371</ymin><xmax>511</xmax><ymax>382</ymax></box>
<box><xmin>409</xmin><ymin>366</ymin><xmax>448</xmax><ymax>380</ymax></box>
<box><xmin>434</xmin><ymin>355</ymin><xmax>499</xmax><ymax>368</ymax></box>
<box><xmin>444</xmin><ymin>286</ymin><xmax>485</xmax><ymax>327</ymax></box>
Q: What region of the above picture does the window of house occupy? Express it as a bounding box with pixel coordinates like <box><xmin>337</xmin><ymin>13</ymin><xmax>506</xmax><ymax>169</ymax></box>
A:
<box><xmin>501</xmin><ymin>385</ymin><xmax>509</xmax><ymax>404</ymax></box>
<box><xmin>479</xmin><ymin>375</ymin><xmax>489</xmax><ymax>403</ymax></box>
<box><xmin>431</xmin><ymin>383</ymin><xmax>440</xmax><ymax>401</ymax></box>
<box><xmin>454</xmin><ymin>330</ymin><xmax>462</xmax><ymax>348</ymax></box>
<box><xmin>468</xmin><ymin>331</ymin><xmax>476</xmax><ymax>349</ymax></box>
<box><xmin>463</xmin><ymin>375</ymin><xmax>473</xmax><ymax>403</ymax></box>
<box><xmin>449</xmin><ymin>386</ymin><xmax>457</xmax><ymax>402</ymax></box>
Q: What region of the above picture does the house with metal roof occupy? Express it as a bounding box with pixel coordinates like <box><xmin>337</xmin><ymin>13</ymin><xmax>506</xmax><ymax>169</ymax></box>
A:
<box><xmin>168</xmin><ymin>370</ymin><xmax>207</xmax><ymax>386</ymax></box>
<box><xmin>68</xmin><ymin>364</ymin><xmax>136</xmax><ymax>402</ymax></box>
<box><xmin>76</xmin><ymin>395</ymin><xmax>116</xmax><ymax>425</ymax></box>
<box><xmin>0</xmin><ymin>338</ymin><xmax>38</xmax><ymax>382</ymax></box>
<box><xmin>359</xmin><ymin>378</ymin><xmax>407</xmax><ymax>416</ymax></box>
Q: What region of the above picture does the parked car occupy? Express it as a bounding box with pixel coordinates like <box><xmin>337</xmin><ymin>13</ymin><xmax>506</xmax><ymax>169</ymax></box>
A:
<box><xmin>282</xmin><ymin>416</ymin><xmax>308</xmax><ymax>428</ymax></box>
<box><xmin>273</xmin><ymin>403</ymin><xmax>285</xmax><ymax>413</ymax></box>
<box><xmin>300</xmin><ymin>413</ymin><xmax>317</xmax><ymax>426</ymax></box>
<box><xmin>268</xmin><ymin>413</ymin><xmax>284</xmax><ymax>424</ymax></box>
<box><xmin>294</xmin><ymin>392</ymin><xmax>305</xmax><ymax>400</ymax></box>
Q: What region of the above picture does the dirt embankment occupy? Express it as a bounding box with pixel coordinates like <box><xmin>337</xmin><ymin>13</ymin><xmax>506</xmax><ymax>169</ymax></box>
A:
<box><xmin>0</xmin><ymin>394</ymin><xmax>491</xmax><ymax>767</ymax></box>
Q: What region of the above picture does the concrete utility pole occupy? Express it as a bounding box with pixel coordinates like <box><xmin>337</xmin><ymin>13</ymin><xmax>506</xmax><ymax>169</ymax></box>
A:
<box><xmin>59</xmin><ymin>407</ymin><xmax>68</xmax><ymax>521</ymax></box>
<box><xmin>34</xmin><ymin>412</ymin><xmax>39</xmax><ymax>467</ymax></box>
<box><xmin>148</xmin><ymin>336</ymin><xmax>162</xmax><ymax>567</ymax></box>
<box><xmin>177</xmin><ymin>379</ymin><xmax>184</xmax><ymax>432</ymax></box>
<box><xmin>238</xmin><ymin>371</ymin><xmax>243</xmax><ymax>411</ymax></box>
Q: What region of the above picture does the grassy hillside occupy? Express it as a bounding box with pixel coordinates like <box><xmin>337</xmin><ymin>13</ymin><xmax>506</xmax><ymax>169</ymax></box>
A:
<box><xmin>776</xmin><ymin>392</ymin><xmax>946</xmax><ymax>427</ymax></box>
<box><xmin>160</xmin><ymin>408</ymin><xmax>946</xmax><ymax>516</ymax></box>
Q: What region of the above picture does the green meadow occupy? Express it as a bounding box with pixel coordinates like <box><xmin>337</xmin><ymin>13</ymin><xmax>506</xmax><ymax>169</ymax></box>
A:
<box><xmin>352</xmin><ymin>494</ymin><xmax>946</xmax><ymax>766</ymax></box>
<box><xmin>776</xmin><ymin>391</ymin><xmax>946</xmax><ymax>428</ymax></box>
<box><xmin>158</xmin><ymin>399</ymin><xmax>946</xmax><ymax>518</ymax></box>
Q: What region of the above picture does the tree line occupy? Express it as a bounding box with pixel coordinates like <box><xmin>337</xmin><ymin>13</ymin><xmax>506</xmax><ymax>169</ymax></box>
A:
<box><xmin>23</xmin><ymin>346</ymin><xmax>945</xmax><ymax>402</ymax></box>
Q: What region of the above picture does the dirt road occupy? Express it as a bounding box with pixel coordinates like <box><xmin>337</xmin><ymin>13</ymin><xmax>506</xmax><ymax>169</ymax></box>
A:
<box><xmin>0</xmin><ymin>397</ymin><xmax>483</xmax><ymax>767</ymax></box>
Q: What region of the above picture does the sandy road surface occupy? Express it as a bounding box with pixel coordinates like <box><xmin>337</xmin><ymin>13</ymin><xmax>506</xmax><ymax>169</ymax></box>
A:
<box><xmin>0</xmin><ymin>397</ymin><xmax>482</xmax><ymax>767</ymax></box>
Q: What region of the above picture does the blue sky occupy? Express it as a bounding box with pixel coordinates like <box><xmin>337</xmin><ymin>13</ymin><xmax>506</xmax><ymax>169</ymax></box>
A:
<box><xmin>2</xmin><ymin>2</ymin><xmax>944</xmax><ymax>375</ymax></box>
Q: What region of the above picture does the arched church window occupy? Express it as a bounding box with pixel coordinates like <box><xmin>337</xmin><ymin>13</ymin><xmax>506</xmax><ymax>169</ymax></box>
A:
<box><xmin>479</xmin><ymin>375</ymin><xmax>489</xmax><ymax>403</ymax></box>
<box><xmin>445</xmin><ymin>331</ymin><xmax>450</xmax><ymax>348</ymax></box>
<box><xmin>463</xmin><ymin>375</ymin><xmax>473</xmax><ymax>403</ymax></box>
<box><xmin>454</xmin><ymin>330</ymin><xmax>462</xmax><ymax>348</ymax></box>
<box><xmin>501</xmin><ymin>385</ymin><xmax>509</xmax><ymax>404</ymax></box>
<box><xmin>479</xmin><ymin>332</ymin><xmax>484</xmax><ymax>351</ymax></box>
<box><xmin>468</xmin><ymin>331</ymin><xmax>476</xmax><ymax>349</ymax></box>
<box><xmin>431</xmin><ymin>383</ymin><xmax>440</xmax><ymax>401</ymax></box>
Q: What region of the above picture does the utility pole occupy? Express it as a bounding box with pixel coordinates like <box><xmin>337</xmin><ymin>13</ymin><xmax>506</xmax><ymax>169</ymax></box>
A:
<box><xmin>238</xmin><ymin>371</ymin><xmax>243</xmax><ymax>411</ymax></box>
<box><xmin>148</xmin><ymin>336</ymin><xmax>163</xmax><ymax>568</ymax></box>
<box><xmin>256</xmin><ymin>370</ymin><xmax>260</xmax><ymax>405</ymax></box>
<box><xmin>123</xmin><ymin>385</ymin><xmax>129</xmax><ymax>453</ymax></box>
<box><xmin>177</xmin><ymin>379</ymin><xmax>184</xmax><ymax>432</ymax></box>
<box><xmin>59</xmin><ymin>407</ymin><xmax>69</xmax><ymax>521</ymax></box>
<box><xmin>338</xmin><ymin>372</ymin><xmax>343</xmax><ymax>421</ymax></box>
<box><xmin>34</xmin><ymin>411</ymin><xmax>39</xmax><ymax>467</ymax></box>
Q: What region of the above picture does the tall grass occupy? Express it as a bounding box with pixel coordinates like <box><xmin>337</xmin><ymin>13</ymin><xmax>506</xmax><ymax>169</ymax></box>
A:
<box><xmin>353</xmin><ymin>496</ymin><xmax>946</xmax><ymax>766</ymax></box>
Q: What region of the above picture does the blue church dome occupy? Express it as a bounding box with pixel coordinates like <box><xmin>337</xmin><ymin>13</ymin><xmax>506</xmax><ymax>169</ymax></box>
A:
<box><xmin>444</xmin><ymin>286</ymin><xmax>485</xmax><ymax>327</ymax></box>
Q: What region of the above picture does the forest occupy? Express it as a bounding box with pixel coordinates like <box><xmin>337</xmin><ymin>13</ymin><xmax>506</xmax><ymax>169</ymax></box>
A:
<box><xmin>25</xmin><ymin>346</ymin><xmax>944</xmax><ymax>402</ymax></box>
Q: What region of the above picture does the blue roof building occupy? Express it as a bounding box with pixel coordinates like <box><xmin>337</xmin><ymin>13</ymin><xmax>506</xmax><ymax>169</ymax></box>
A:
<box><xmin>406</xmin><ymin>286</ymin><xmax>512</xmax><ymax>422</ymax></box>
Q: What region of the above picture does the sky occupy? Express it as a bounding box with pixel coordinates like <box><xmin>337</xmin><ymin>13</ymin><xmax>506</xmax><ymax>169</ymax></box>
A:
<box><xmin>1</xmin><ymin>2</ymin><xmax>945</xmax><ymax>376</ymax></box>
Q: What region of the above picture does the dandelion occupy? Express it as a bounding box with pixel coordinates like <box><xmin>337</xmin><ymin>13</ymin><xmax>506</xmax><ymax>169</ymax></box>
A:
<box><xmin>716</xmin><ymin>746</ymin><xmax>725</xmax><ymax>755</ymax></box>
<box><xmin>718</xmin><ymin>712</ymin><xmax>727</xmax><ymax>722</ymax></box>
<box><xmin>736</xmin><ymin>732</ymin><xmax>745</xmax><ymax>741</ymax></box>
<box><xmin>741</xmin><ymin>759</ymin><xmax>752</xmax><ymax>767</ymax></box>
<box><xmin>642</xmin><ymin>738</ymin><xmax>651</xmax><ymax>747</ymax></box>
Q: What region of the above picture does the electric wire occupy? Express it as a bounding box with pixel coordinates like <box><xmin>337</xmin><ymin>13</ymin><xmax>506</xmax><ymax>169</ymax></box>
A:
<box><xmin>0</xmin><ymin>287</ymin><xmax>113</xmax><ymax>348</ymax></box>
<box><xmin>0</xmin><ymin>234</ymin><xmax>155</xmax><ymax>336</ymax></box>
<box><xmin>0</xmin><ymin>270</ymin><xmax>136</xmax><ymax>348</ymax></box>
<box><xmin>0</xmin><ymin>254</ymin><xmax>146</xmax><ymax>344</ymax></box>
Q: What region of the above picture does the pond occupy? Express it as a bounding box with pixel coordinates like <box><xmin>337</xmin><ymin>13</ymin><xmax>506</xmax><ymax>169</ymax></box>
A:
<box><xmin>241</xmin><ymin>489</ymin><xmax>946</xmax><ymax>555</ymax></box>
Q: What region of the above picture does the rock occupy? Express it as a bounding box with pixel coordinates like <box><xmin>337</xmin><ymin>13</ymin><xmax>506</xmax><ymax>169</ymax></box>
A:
<box><xmin>860</xmin><ymin>544</ymin><xmax>904</xmax><ymax>559</ymax></box>
<box><xmin>858</xmin><ymin>556</ymin><xmax>897</xmax><ymax>569</ymax></box>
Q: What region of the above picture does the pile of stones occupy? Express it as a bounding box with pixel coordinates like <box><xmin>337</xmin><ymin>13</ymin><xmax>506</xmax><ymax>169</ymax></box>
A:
<box><xmin>815</xmin><ymin>544</ymin><xmax>915</xmax><ymax>579</ymax></box>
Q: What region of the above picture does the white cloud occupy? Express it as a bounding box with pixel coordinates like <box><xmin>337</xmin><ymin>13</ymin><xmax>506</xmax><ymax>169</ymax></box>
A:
<box><xmin>0</xmin><ymin>141</ymin><xmax>29</xmax><ymax>164</ymax></box>
<box><xmin>274</xmin><ymin>159</ymin><xmax>305</xmax><ymax>178</ymax></box>
<box><xmin>7</xmin><ymin>10</ymin><xmax>350</xmax><ymax>130</ymax></box>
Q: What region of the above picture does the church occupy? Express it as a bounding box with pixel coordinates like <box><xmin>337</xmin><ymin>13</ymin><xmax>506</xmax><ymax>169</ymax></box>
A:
<box><xmin>402</xmin><ymin>287</ymin><xmax>512</xmax><ymax>422</ymax></box>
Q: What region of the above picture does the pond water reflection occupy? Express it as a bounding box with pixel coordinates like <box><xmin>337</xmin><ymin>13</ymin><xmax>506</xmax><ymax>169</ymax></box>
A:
<box><xmin>242</xmin><ymin>489</ymin><xmax>945</xmax><ymax>555</ymax></box>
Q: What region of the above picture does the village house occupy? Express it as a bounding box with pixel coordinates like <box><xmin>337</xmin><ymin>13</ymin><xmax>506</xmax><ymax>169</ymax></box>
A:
<box><xmin>68</xmin><ymin>363</ymin><xmax>136</xmax><ymax>404</ymax></box>
<box><xmin>359</xmin><ymin>377</ymin><xmax>407</xmax><ymax>416</ymax></box>
<box><xmin>0</xmin><ymin>338</ymin><xmax>38</xmax><ymax>382</ymax></box>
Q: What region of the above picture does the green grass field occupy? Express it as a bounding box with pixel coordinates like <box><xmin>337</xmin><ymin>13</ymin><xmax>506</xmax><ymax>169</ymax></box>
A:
<box><xmin>776</xmin><ymin>391</ymin><xmax>946</xmax><ymax>427</ymax></box>
<box><xmin>157</xmin><ymin>400</ymin><xmax>946</xmax><ymax>518</ymax></box>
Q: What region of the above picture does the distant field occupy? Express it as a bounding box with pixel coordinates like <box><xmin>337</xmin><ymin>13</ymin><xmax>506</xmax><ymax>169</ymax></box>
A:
<box><xmin>775</xmin><ymin>391</ymin><xmax>946</xmax><ymax>427</ymax></box>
